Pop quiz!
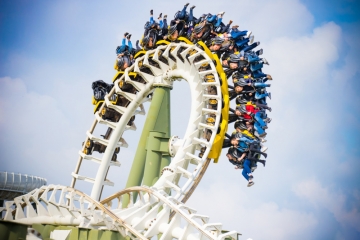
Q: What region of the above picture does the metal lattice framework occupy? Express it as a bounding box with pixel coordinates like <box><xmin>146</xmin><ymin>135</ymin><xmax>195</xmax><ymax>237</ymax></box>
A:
<box><xmin>1</xmin><ymin>42</ymin><xmax>236</xmax><ymax>239</ymax></box>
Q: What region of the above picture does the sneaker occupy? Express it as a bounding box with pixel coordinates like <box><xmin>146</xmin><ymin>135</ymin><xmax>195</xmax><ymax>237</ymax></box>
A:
<box><xmin>158</xmin><ymin>13</ymin><xmax>162</xmax><ymax>19</ymax></box>
<box><xmin>164</xmin><ymin>15</ymin><xmax>167</xmax><ymax>19</ymax></box>
<box><xmin>268</xmin><ymin>92</ymin><xmax>271</xmax><ymax>100</ymax></box>
<box><xmin>259</xmin><ymin>132</ymin><xmax>267</xmax><ymax>138</ymax></box>
<box><xmin>247</xmin><ymin>181</ymin><xmax>255</xmax><ymax>187</ymax></box>
<box><xmin>184</xmin><ymin>3</ymin><xmax>190</xmax><ymax>7</ymax></box>
<box><xmin>232</xmin><ymin>25</ymin><xmax>239</xmax><ymax>29</ymax></box>
<box><xmin>257</xmin><ymin>48</ymin><xmax>263</xmax><ymax>55</ymax></box>
<box><xmin>268</xmin><ymin>107</ymin><xmax>272</xmax><ymax>112</ymax></box>
<box><xmin>245</xmin><ymin>31</ymin><xmax>252</xmax><ymax>38</ymax></box>
<box><xmin>190</xmin><ymin>5</ymin><xmax>196</xmax><ymax>10</ymax></box>
<box><xmin>218</xmin><ymin>11</ymin><xmax>225</xmax><ymax>16</ymax></box>
<box><xmin>228</xmin><ymin>20</ymin><xmax>233</xmax><ymax>25</ymax></box>
<box><xmin>261</xmin><ymin>146</ymin><xmax>268</xmax><ymax>152</ymax></box>
<box><xmin>249</xmin><ymin>35</ymin><xmax>254</xmax><ymax>44</ymax></box>
<box><xmin>251</xmin><ymin>166</ymin><xmax>257</xmax><ymax>172</ymax></box>
<box><xmin>127</xmin><ymin>34</ymin><xmax>132</xmax><ymax>40</ymax></box>
<box><xmin>267</xmin><ymin>74</ymin><xmax>273</xmax><ymax>80</ymax></box>
<box><xmin>260</xmin><ymin>138</ymin><xmax>267</xmax><ymax>143</ymax></box>
<box><xmin>124</xmin><ymin>32</ymin><xmax>129</xmax><ymax>37</ymax></box>
<box><xmin>262</xmin><ymin>58</ymin><xmax>269</xmax><ymax>65</ymax></box>
<box><xmin>263</xmin><ymin>126</ymin><xmax>268</xmax><ymax>130</ymax></box>
<box><xmin>266</xmin><ymin>118</ymin><xmax>272</xmax><ymax>123</ymax></box>
<box><xmin>150</xmin><ymin>9</ymin><xmax>153</xmax><ymax>15</ymax></box>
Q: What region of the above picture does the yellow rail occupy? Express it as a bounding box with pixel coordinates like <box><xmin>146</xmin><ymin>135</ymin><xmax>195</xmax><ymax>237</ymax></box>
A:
<box><xmin>197</xmin><ymin>41</ymin><xmax>229</xmax><ymax>163</ymax></box>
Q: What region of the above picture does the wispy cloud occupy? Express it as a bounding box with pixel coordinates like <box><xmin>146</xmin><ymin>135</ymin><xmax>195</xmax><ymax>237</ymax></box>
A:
<box><xmin>294</xmin><ymin>179</ymin><xmax>360</xmax><ymax>232</ymax></box>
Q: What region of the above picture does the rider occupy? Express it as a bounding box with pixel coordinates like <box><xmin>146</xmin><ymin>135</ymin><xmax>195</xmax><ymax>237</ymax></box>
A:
<box><xmin>190</xmin><ymin>21</ymin><xmax>214</xmax><ymax>43</ymax></box>
<box><xmin>116</xmin><ymin>32</ymin><xmax>133</xmax><ymax>55</ymax></box>
<box><xmin>92</xmin><ymin>80</ymin><xmax>116</xmax><ymax>102</ymax></box>
<box><xmin>141</xmin><ymin>31</ymin><xmax>158</xmax><ymax>50</ymax></box>
<box><xmin>235</xmin><ymin>105</ymin><xmax>268</xmax><ymax>137</ymax></box>
<box><xmin>226</xmin><ymin>146</ymin><xmax>255</xmax><ymax>187</ymax></box>
<box><xmin>206</xmin><ymin>11</ymin><xmax>225</xmax><ymax>30</ymax></box>
<box><xmin>174</xmin><ymin>3</ymin><xmax>196</xmax><ymax>36</ymax></box>
<box><xmin>208</xmin><ymin>37</ymin><xmax>225</xmax><ymax>55</ymax></box>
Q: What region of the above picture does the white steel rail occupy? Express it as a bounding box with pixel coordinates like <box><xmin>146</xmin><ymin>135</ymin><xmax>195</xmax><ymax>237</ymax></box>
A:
<box><xmin>71</xmin><ymin>43</ymin><xmax>223</xmax><ymax>203</ymax></box>
<box><xmin>1</xmin><ymin>185</ymin><xmax>237</xmax><ymax>239</ymax></box>
<box><xmin>1</xmin><ymin>43</ymin><xmax>237</xmax><ymax>239</ymax></box>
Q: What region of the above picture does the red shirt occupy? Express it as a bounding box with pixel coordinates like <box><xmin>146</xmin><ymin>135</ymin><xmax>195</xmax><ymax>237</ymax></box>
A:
<box><xmin>242</xmin><ymin>113</ymin><xmax>252</xmax><ymax>119</ymax></box>
<box><xmin>242</xmin><ymin>105</ymin><xmax>259</xmax><ymax>119</ymax></box>
<box><xmin>246</xmin><ymin>105</ymin><xmax>259</xmax><ymax>114</ymax></box>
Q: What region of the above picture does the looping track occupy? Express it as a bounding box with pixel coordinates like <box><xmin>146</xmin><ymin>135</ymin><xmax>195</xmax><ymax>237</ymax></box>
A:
<box><xmin>1</xmin><ymin>42</ymin><xmax>236</xmax><ymax>239</ymax></box>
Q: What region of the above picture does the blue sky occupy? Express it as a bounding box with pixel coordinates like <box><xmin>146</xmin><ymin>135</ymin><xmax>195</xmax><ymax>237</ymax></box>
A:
<box><xmin>1</xmin><ymin>0</ymin><xmax>360</xmax><ymax>239</ymax></box>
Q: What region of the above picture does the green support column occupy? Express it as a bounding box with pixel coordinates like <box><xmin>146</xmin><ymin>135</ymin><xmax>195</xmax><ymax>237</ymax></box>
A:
<box><xmin>142</xmin><ymin>131</ymin><xmax>164</xmax><ymax>186</ymax></box>
<box><xmin>123</xmin><ymin>87</ymin><xmax>171</xmax><ymax>206</ymax></box>
<box><xmin>0</xmin><ymin>221</ymin><xmax>27</xmax><ymax>240</ymax></box>
<box><xmin>143</xmin><ymin>131</ymin><xmax>171</xmax><ymax>186</ymax></box>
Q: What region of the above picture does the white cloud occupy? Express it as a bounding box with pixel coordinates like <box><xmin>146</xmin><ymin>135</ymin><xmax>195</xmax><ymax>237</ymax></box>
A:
<box><xmin>188</xmin><ymin>181</ymin><xmax>317</xmax><ymax>240</ymax></box>
<box><xmin>239</xmin><ymin>0</ymin><xmax>315</xmax><ymax>40</ymax></box>
<box><xmin>266</xmin><ymin>21</ymin><xmax>342</xmax><ymax>93</ymax></box>
<box><xmin>293</xmin><ymin>179</ymin><xmax>360</xmax><ymax>232</ymax></box>
<box><xmin>0</xmin><ymin>77</ymin><xmax>79</xmax><ymax>185</ymax></box>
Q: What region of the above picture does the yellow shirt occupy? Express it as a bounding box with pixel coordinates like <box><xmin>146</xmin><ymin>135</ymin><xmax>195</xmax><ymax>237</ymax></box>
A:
<box><xmin>240</xmin><ymin>129</ymin><xmax>255</xmax><ymax>139</ymax></box>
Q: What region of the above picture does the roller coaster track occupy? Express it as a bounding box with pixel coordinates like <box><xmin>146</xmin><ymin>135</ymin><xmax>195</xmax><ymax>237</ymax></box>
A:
<box><xmin>72</xmin><ymin>41</ymin><xmax>229</xmax><ymax>203</ymax></box>
<box><xmin>1</xmin><ymin>185</ymin><xmax>237</xmax><ymax>239</ymax></box>
<box><xmin>1</xmin><ymin>42</ymin><xmax>236</xmax><ymax>239</ymax></box>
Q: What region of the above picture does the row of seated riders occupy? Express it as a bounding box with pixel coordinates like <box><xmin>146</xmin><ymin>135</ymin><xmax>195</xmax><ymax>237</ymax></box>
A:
<box><xmin>91</xmin><ymin>3</ymin><xmax>272</xmax><ymax>187</ymax></box>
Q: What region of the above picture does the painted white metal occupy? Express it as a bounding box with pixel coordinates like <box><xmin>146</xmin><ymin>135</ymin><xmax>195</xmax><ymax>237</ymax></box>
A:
<box><xmin>1</xmin><ymin>43</ymin><xmax>238</xmax><ymax>239</ymax></box>
<box><xmin>0</xmin><ymin>172</ymin><xmax>47</xmax><ymax>200</ymax></box>
<box><xmin>78</xmin><ymin>42</ymin><xmax>233</xmax><ymax>238</ymax></box>
<box><xmin>70</xmin><ymin>42</ymin><xmax>223</xmax><ymax>203</ymax></box>
<box><xmin>50</xmin><ymin>230</ymin><xmax>71</xmax><ymax>240</ymax></box>
<box><xmin>0</xmin><ymin>185</ymin><xmax>238</xmax><ymax>239</ymax></box>
<box><xmin>90</xmin><ymin>70</ymin><xmax>156</xmax><ymax>200</ymax></box>
<box><xmin>168</xmin><ymin>135</ymin><xmax>184</xmax><ymax>157</ymax></box>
